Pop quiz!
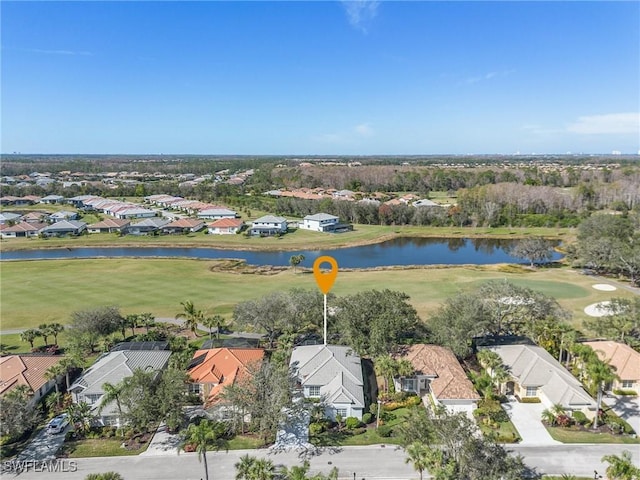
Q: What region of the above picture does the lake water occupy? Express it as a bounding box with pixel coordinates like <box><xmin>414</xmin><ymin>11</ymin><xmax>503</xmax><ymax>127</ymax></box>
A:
<box><xmin>0</xmin><ymin>237</ymin><xmax>562</xmax><ymax>268</ymax></box>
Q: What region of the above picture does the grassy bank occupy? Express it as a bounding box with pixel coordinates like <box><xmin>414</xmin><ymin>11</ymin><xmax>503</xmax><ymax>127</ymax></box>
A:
<box><xmin>0</xmin><ymin>224</ymin><xmax>574</xmax><ymax>252</ymax></box>
<box><xmin>0</xmin><ymin>258</ymin><xmax>633</xmax><ymax>333</ymax></box>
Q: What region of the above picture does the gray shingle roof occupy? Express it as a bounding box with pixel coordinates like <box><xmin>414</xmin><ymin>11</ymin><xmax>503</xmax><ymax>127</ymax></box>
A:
<box><xmin>304</xmin><ymin>213</ymin><xmax>339</xmax><ymax>221</ymax></box>
<box><xmin>486</xmin><ymin>344</ymin><xmax>595</xmax><ymax>408</ymax></box>
<box><xmin>290</xmin><ymin>345</ymin><xmax>364</xmax><ymax>408</ymax></box>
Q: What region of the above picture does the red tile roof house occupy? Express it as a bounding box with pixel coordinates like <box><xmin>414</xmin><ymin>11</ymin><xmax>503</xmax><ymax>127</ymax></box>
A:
<box><xmin>0</xmin><ymin>221</ymin><xmax>47</xmax><ymax>238</ymax></box>
<box><xmin>161</xmin><ymin>218</ymin><xmax>206</xmax><ymax>234</ymax></box>
<box><xmin>87</xmin><ymin>218</ymin><xmax>131</xmax><ymax>234</ymax></box>
<box><xmin>187</xmin><ymin>348</ymin><xmax>265</xmax><ymax>416</ymax></box>
<box><xmin>0</xmin><ymin>355</ymin><xmax>65</xmax><ymax>407</ymax></box>
<box><xmin>207</xmin><ymin>218</ymin><xmax>245</xmax><ymax>235</ymax></box>
<box><xmin>393</xmin><ymin>344</ymin><xmax>480</xmax><ymax>416</ymax></box>
<box><xmin>583</xmin><ymin>340</ymin><xmax>640</xmax><ymax>392</ymax></box>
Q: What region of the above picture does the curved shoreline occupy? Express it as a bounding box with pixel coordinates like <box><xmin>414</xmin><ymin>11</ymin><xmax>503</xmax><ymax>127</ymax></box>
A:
<box><xmin>0</xmin><ymin>227</ymin><xmax>571</xmax><ymax>253</ymax></box>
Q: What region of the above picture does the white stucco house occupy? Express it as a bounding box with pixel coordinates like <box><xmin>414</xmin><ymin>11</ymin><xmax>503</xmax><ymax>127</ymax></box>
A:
<box><xmin>289</xmin><ymin>344</ymin><xmax>365</xmax><ymax>420</ymax></box>
<box><xmin>249</xmin><ymin>215</ymin><xmax>288</xmax><ymax>236</ymax></box>
<box><xmin>300</xmin><ymin>213</ymin><xmax>340</xmax><ymax>233</ymax></box>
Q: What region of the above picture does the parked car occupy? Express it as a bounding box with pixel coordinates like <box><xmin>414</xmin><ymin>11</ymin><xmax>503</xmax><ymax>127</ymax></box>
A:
<box><xmin>47</xmin><ymin>413</ymin><xmax>69</xmax><ymax>435</ymax></box>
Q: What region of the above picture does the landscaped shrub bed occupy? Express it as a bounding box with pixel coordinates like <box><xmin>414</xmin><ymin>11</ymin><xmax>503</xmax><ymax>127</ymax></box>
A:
<box><xmin>613</xmin><ymin>389</ymin><xmax>638</xmax><ymax>396</ymax></box>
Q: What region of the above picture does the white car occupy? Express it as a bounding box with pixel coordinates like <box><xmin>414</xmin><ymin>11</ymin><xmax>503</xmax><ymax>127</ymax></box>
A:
<box><xmin>46</xmin><ymin>414</ymin><xmax>69</xmax><ymax>435</ymax></box>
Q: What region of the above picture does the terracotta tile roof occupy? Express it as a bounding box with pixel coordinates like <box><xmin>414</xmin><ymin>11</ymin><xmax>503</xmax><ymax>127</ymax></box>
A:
<box><xmin>164</xmin><ymin>218</ymin><xmax>205</xmax><ymax>228</ymax></box>
<box><xmin>0</xmin><ymin>355</ymin><xmax>64</xmax><ymax>397</ymax></box>
<box><xmin>1</xmin><ymin>221</ymin><xmax>47</xmax><ymax>233</ymax></box>
<box><xmin>209</xmin><ymin>218</ymin><xmax>244</xmax><ymax>228</ymax></box>
<box><xmin>88</xmin><ymin>218</ymin><xmax>130</xmax><ymax>229</ymax></box>
<box><xmin>187</xmin><ymin>348</ymin><xmax>264</xmax><ymax>406</ymax></box>
<box><xmin>583</xmin><ymin>340</ymin><xmax>640</xmax><ymax>381</ymax></box>
<box><xmin>395</xmin><ymin>344</ymin><xmax>480</xmax><ymax>401</ymax></box>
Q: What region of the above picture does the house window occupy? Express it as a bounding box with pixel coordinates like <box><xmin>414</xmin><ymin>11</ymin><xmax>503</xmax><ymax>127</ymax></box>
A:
<box><xmin>188</xmin><ymin>383</ymin><xmax>202</xmax><ymax>395</ymax></box>
<box><xmin>621</xmin><ymin>380</ymin><xmax>634</xmax><ymax>389</ymax></box>
<box><xmin>308</xmin><ymin>386</ymin><xmax>321</xmax><ymax>397</ymax></box>
<box><xmin>85</xmin><ymin>394</ymin><xmax>102</xmax><ymax>405</ymax></box>
<box><xmin>401</xmin><ymin>378</ymin><xmax>417</xmax><ymax>392</ymax></box>
<box><xmin>525</xmin><ymin>386</ymin><xmax>537</xmax><ymax>397</ymax></box>
<box><xmin>335</xmin><ymin>408</ymin><xmax>348</xmax><ymax>418</ymax></box>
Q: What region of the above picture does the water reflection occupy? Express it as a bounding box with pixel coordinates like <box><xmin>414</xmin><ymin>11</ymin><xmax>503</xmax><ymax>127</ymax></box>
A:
<box><xmin>1</xmin><ymin>237</ymin><xmax>562</xmax><ymax>268</ymax></box>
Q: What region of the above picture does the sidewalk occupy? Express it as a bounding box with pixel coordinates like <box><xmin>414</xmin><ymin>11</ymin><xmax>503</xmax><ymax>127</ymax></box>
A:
<box><xmin>141</xmin><ymin>424</ymin><xmax>180</xmax><ymax>456</ymax></box>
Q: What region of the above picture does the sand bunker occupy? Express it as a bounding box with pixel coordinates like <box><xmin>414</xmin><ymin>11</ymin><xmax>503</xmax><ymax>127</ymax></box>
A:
<box><xmin>584</xmin><ymin>301</ymin><xmax>613</xmax><ymax>317</ymax></box>
<box><xmin>592</xmin><ymin>284</ymin><xmax>617</xmax><ymax>292</ymax></box>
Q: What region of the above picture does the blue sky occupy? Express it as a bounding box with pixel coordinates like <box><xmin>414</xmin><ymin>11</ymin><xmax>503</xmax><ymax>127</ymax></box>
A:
<box><xmin>2</xmin><ymin>1</ymin><xmax>639</xmax><ymax>155</ymax></box>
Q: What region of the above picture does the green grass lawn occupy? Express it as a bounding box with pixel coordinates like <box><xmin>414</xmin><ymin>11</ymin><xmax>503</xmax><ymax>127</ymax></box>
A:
<box><xmin>63</xmin><ymin>437</ymin><xmax>150</xmax><ymax>457</ymax></box>
<box><xmin>227</xmin><ymin>435</ymin><xmax>266</xmax><ymax>449</ymax></box>
<box><xmin>546</xmin><ymin>426</ymin><xmax>640</xmax><ymax>444</ymax></box>
<box><xmin>311</xmin><ymin>407</ymin><xmax>412</xmax><ymax>447</ymax></box>
<box><xmin>477</xmin><ymin>416</ymin><xmax>521</xmax><ymax>443</ymax></box>
<box><xmin>0</xmin><ymin>259</ymin><xmax>634</xmax><ymax>332</ymax></box>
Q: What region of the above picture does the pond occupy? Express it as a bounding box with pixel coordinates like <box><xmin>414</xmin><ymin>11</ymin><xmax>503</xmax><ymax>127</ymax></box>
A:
<box><xmin>0</xmin><ymin>237</ymin><xmax>563</xmax><ymax>268</ymax></box>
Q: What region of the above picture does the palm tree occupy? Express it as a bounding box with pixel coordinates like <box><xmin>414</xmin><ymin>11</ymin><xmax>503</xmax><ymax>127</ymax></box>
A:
<box><xmin>99</xmin><ymin>381</ymin><xmax>125</xmax><ymax>426</ymax></box>
<box><xmin>176</xmin><ymin>300</ymin><xmax>204</xmax><ymax>336</ymax></box>
<box><xmin>179</xmin><ymin>419</ymin><xmax>229</xmax><ymax>480</ymax></box>
<box><xmin>279</xmin><ymin>460</ymin><xmax>311</xmax><ymax>480</ymax></box>
<box><xmin>404</xmin><ymin>442</ymin><xmax>431</xmax><ymax>480</ymax></box>
<box><xmin>126</xmin><ymin>314</ymin><xmax>139</xmax><ymax>337</ymax></box>
<box><xmin>202</xmin><ymin>315</ymin><xmax>227</xmax><ymax>341</ymax></box>
<box><xmin>587</xmin><ymin>359</ymin><xmax>618</xmax><ymax>429</ymax></box>
<box><xmin>138</xmin><ymin>312</ymin><xmax>155</xmax><ymax>333</ymax></box>
<box><xmin>374</xmin><ymin>355</ymin><xmax>397</xmax><ymax>394</ymax></box>
<box><xmin>477</xmin><ymin>349</ymin><xmax>502</xmax><ymax>372</ymax></box>
<box><xmin>66</xmin><ymin>401</ymin><xmax>95</xmax><ymax>437</ymax></box>
<box><xmin>289</xmin><ymin>254</ymin><xmax>305</xmax><ymax>273</ymax></box>
<box><xmin>541</xmin><ymin>408</ymin><xmax>556</xmax><ymax>426</ymax></box>
<box><xmin>44</xmin><ymin>364</ymin><xmax>64</xmax><ymax>396</ymax></box>
<box><xmin>20</xmin><ymin>329</ymin><xmax>41</xmax><ymax>349</ymax></box>
<box><xmin>491</xmin><ymin>365</ymin><xmax>510</xmax><ymax>394</ymax></box>
<box><xmin>602</xmin><ymin>451</ymin><xmax>640</xmax><ymax>480</ymax></box>
<box><xmin>235</xmin><ymin>454</ymin><xmax>256</xmax><ymax>480</ymax></box>
<box><xmin>49</xmin><ymin>323</ymin><xmax>65</xmax><ymax>345</ymax></box>
<box><xmin>39</xmin><ymin>323</ymin><xmax>53</xmax><ymax>345</ymax></box>
<box><xmin>250</xmin><ymin>458</ymin><xmax>276</xmax><ymax>480</ymax></box>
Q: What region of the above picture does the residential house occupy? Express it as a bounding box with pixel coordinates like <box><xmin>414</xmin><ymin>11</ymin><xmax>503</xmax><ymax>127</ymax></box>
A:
<box><xmin>112</xmin><ymin>207</ymin><xmax>157</xmax><ymax>220</ymax></box>
<box><xmin>413</xmin><ymin>199</ymin><xmax>440</xmax><ymax>207</ymax></box>
<box><xmin>68</xmin><ymin>346</ymin><xmax>171</xmax><ymax>427</ymax></box>
<box><xmin>125</xmin><ymin>217</ymin><xmax>170</xmax><ymax>235</ymax></box>
<box><xmin>49</xmin><ymin>210</ymin><xmax>80</xmax><ymax>222</ymax></box>
<box><xmin>289</xmin><ymin>344</ymin><xmax>365</xmax><ymax>420</ymax></box>
<box><xmin>392</xmin><ymin>344</ymin><xmax>480</xmax><ymax>415</ymax></box>
<box><xmin>249</xmin><ymin>215</ymin><xmax>288</xmax><ymax>236</ymax></box>
<box><xmin>207</xmin><ymin>218</ymin><xmax>245</xmax><ymax>235</ymax></box>
<box><xmin>0</xmin><ymin>221</ymin><xmax>47</xmax><ymax>238</ymax></box>
<box><xmin>582</xmin><ymin>340</ymin><xmax>640</xmax><ymax>392</ymax></box>
<box><xmin>87</xmin><ymin>218</ymin><xmax>131</xmax><ymax>234</ymax></box>
<box><xmin>161</xmin><ymin>218</ymin><xmax>206</xmax><ymax>234</ymax></box>
<box><xmin>40</xmin><ymin>194</ymin><xmax>65</xmax><ymax>204</ymax></box>
<box><xmin>187</xmin><ymin>348</ymin><xmax>265</xmax><ymax>414</ymax></box>
<box><xmin>300</xmin><ymin>213</ymin><xmax>340</xmax><ymax>233</ymax></box>
<box><xmin>478</xmin><ymin>340</ymin><xmax>596</xmax><ymax>416</ymax></box>
<box><xmin>0</xmin><ymin>355</ymin><xmax>65</xmax><ymax>407</ymax></box>
<box><xmin>22</xmin><ymin>212</ymin><xmax>48</xmax><ymax>223</ymax></box>
<box><xmin>40</xmin><ymin>220</ymin><xmax>87</xmax><ymax>237</ymax></box>
<box><xmin>0</xmin><ymin>212</ymin><xmax>21</xmax><ymax>224</ymax></box>
<box><xmin>197</xmin><ymin>208</ymin><xmax>238</xmax><ymax>220</ymax></box>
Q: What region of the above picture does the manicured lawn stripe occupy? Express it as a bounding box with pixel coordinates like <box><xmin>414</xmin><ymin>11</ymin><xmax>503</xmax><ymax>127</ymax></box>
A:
<box><xmin>1</xmin><ymin>260</ymin><xmax>635</xmax><ymax>332</ymax></box>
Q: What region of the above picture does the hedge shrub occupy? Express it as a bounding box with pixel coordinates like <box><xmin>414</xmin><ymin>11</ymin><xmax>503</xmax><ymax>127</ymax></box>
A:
<box><xmin>613</xmin><ymin>389</ymin><xmax>638</xmax><ymax>396</ymax></box>
<box><xmin>377</xmin><ymin>425</ymin><xmax>393</xmax><ymax>437</ymax></box>
<box><xmin>345</xmin><ymin>417</ymin><xmax>363</xmax><ymax>429</ymax></box>
<box><xmin>520</xmin><ymin>397</ymin><xmax>541</xmax><ymax>403</ymax></box>
<box><xmin>362</xmin><ymin>413</ymin><xmax>373</xmax><ymax>424</ymax></box>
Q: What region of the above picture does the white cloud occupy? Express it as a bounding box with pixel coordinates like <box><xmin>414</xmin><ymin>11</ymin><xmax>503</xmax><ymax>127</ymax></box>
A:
<box><xmin>462</xmin><ymin>69</ymin><xmax>514</xmax><ymax>85</ymax></box>
<box><xmin>315</xmin><ymin>123</ymin><xmax>375</xmax><ymax>144</ymax></box>
<box><xmin>9</xmin><ymin>47</ymin><xmax>93</xmax><ymax>56</ymax></box>
<box><xmin>341</xmin><ymin>0</ymin><xmax>380</xmax><ymax>33</ymax></box>
<box><xmin>567</xmin><ymin>113</ymin><xmax>640</xmax><ymax>135</ymax></box>
<box><xmin>354</xmin><ymin>123</ymin><xmax>374</xmax><ymax>137</ymax></box>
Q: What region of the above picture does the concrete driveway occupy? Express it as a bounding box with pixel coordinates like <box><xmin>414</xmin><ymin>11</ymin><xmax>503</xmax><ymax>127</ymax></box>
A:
<box><xmin>502</xmin><ymin>398</ymin><xmax>561</xmax><ymax>446</ymax></box>
<box><xmin>605</xmin><ymin>394</ymin><xmax>640</xmax><ymax>434</ymax></box>
<box><xmin>16</xmin><ymin>424</ymin><xmax>70</xmax><ymax>462</ymax></box>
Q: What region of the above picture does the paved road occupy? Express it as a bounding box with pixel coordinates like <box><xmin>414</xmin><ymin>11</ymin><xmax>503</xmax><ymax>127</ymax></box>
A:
<box><xmin>2</xmin><ymin>444</ymin><xmax>638</xmax><ymax>479</ymax></box>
